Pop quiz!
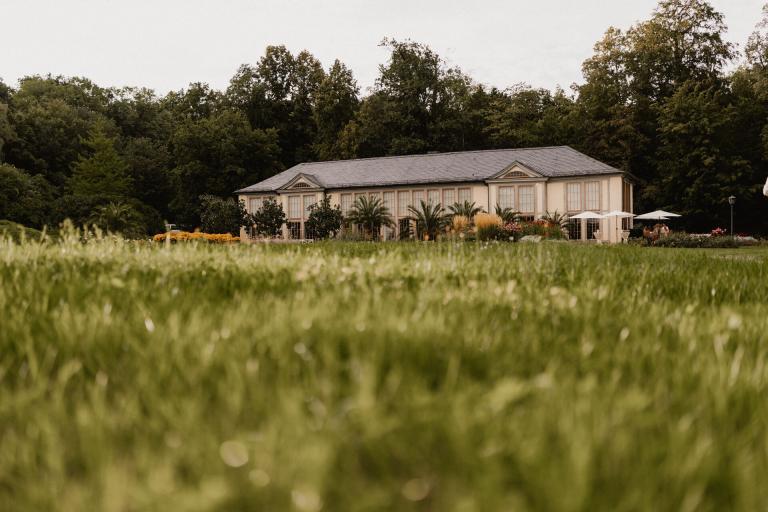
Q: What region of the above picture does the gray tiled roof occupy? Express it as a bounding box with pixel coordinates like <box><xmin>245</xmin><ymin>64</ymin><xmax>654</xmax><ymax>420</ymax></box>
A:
<box><xmin>235</xmin><ymin>146</ymin><xmax>622</xmax><ymax>193</ymax></box>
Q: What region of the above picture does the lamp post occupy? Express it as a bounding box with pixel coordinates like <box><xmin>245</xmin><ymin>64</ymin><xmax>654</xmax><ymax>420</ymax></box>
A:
<box><xmin>728</xmin><ymin>195</ymin><xmax>736</xmax><ymax>236</ymax></box>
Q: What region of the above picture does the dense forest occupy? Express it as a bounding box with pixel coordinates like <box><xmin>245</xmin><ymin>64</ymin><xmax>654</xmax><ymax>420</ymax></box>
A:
<box><xmin>2</xmin><ymin>0</ymin><xmax>768</xmax><ymax>235</ymax></box>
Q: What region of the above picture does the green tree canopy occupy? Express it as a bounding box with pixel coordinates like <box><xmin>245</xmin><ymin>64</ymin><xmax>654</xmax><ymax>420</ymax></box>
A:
<box><xmin>0</xmin><ymin>163</ymin><xmax>56</xmax><ymax>228</ymax></box>
<box><xmin>68</xmin><ymin>123</ymin><xmax>132</xmax><ymax>198</ymax></box>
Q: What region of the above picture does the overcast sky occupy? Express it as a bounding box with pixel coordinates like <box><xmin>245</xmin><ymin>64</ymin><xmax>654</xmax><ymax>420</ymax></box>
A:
<box><xmin>2</xmin><ymin>0</ymin><xmax>765</xmax><ymax>95</ymax></box>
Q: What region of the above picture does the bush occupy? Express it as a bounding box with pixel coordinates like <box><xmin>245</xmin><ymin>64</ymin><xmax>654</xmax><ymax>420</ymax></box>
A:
<box><xmin>521</xmin><ymin>220</ymin><xmax>566</xmax><ymax>240</ymax></box>
<box><xmin>88</xmin><ymin>201</ymin><xmax>147</xmax><ymax>239</ymax></box>
<box><xmin>0</xmin><ymin>220</ymin><xmax>44</xmax><ymax>242</ymax></box>
<box><xmin>334</xmin><ymin>227</ymin><xmax>366</xmax><ymax>241</ymax></box>
<box><xmin>199</xmin><ymin>195</ymin><xmax>250</xmax><ymax>235</ymax></box>
<box><xmin>53</xmin><ymin>195</ymin><xmax>164</xmax><ymax>237</ymax></box>
<box><xmin>305</xmin><ymin>196</ymin><xmax>343</xmax><ymax>239</ymax></box>
<box><xmin>653</xmin><ymin>233</ymin><xmax>738</xmax><ymax>248</ymax></box>
<box><xmin>252</xmin><ymin>198</ymin><xmax>286</xmax><ymax>238</ymax></box>
<box><xmin>504</xmin><ymin>222</ymin><xmax>523</xmax><ymax>241</ymax></box>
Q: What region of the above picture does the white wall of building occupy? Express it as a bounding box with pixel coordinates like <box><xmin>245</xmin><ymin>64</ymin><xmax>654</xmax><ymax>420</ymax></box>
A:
<box><xmin>240</xmin><ymin>174</ymin><xmax>633</xmax><ymax>243</ymax></box>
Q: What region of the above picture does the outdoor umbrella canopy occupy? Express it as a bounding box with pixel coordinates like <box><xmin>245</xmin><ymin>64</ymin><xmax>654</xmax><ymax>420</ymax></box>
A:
<box><xmin>603</xmin><ymin>210</ymin><xmax>635</xmax><ymax>218</ymax></box>
<box><xmin>569</xmin><ymin>211</ymin><xmax>605</xmax><ymax>219</ymax></box>
<box><xmin>602</xmin><ymin>211</ymin><xmax>634</xmax><ymax>243</ymax></box>
<box><xmin>635</xmin><ymin>210</ymin><xmax>681</xmax><ymax>220</ymax></box>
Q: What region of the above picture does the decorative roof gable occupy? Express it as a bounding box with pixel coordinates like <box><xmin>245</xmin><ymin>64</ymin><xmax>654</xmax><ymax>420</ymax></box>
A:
<box><xmin>278</xmin><ymin>173</ymin><xmax>324</xmax><ymax>191</ymax></box>
<box><xmin>487</xmin><ymin>162</ymin><xmax>544</xmax><ymax>181</ymax></box>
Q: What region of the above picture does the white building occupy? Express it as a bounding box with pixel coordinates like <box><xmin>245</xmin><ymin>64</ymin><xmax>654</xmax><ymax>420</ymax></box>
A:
<box><xmin>236</xmin><ymin>146</ymin><xmax>635</xmax><ymax>242</ymax></box>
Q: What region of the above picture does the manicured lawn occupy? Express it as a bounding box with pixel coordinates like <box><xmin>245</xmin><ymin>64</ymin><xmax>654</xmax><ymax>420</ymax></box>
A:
<box><xmin>2</xmin><ymin>236</ymin><xmax>768</xmax><ymax>511</ymax></box>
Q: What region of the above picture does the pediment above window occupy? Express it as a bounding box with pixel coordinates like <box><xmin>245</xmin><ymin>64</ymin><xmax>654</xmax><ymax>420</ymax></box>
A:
<box><xmin>488</xmin><ymin>162</ymin><xmax>544</xmax><ymax>181</ymax></box>
<box><xmin>503</xmin><ymin>170</ymin><xmax>531</xmax><ymax>179</ymax></box>
<box><xmin>278</xmin><ymin>173</ymin><xmax>324</xmax><ymax>191</ymax></box>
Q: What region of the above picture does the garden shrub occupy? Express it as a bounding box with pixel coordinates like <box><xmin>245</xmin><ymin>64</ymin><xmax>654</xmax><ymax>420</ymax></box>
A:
<box><xmin>521</xmin><ymin>220</ymin><xmax>566</xmax><ymax>240</ymax></box>
<box><xmin>653</xmin><ymin>233</ymin><xmax>738</xmax><ymax>248</ymax></box>
<box><xmin>477</xmin><ymin>224</ymin><xmax>508</xmax><ymax>241</ymax></box>
<box><xmin>335</xmin><ymin>227</ymin><xmax>366</xmax><ymax>241</ymax></box>
<box><xmin>0</xmin><ymin>220</ymin><xmax>44</xmax><ymax>242</ymax></box>
<box><xmin>305</xmin><ymin>196</ymin><xmax>343</xmax><ymax>239</ymax></box>
<box><xmin>475</xmin><ymin>213</ymin><xmax>506</xmax><ymax>241</ymax></box>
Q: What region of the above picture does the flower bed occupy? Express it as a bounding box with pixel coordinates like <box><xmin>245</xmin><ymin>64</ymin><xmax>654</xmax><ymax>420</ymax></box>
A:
<box><xmin>653</xmin><ymin>233</ymin><xmax>737</xmax><ymax>248</ymax></box>
<box><xmin>152</xmin><ymin>231</ymin><xmax>240</xmax><ymax>243</ymax></box>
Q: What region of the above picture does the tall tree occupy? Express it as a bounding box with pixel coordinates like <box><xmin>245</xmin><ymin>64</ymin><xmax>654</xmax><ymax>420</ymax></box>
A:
<box><xmin>120</xmin><ymin>137</ymin><xmax>173</xmax><ymax>218</ymax></box>
<box><xmin>169</xmin><ymin>109</ymin><xmax>281</xmax><ymax>227</ymax></box>
<box><xmin>653</xmin><ymin>81</ymin><xmax>752</xmax><ymax>230</ymax></box>
<box><xmin>313</xmin><ymin>60</ymin><xmax>359</xmax><ymax>160</ymax></box>
<box><xmin>69</xmin><ymin>123</ymin><xmax>132</xmax><ymax>198</ymax></box>
<box><xmin>227</xmin><ymin>46</ymin><xmax>326</xmax><ymax>167</ymax></box>
<box><xmin>5</xmin><ymin>76</ymin><xmax>108</xmax><ymax>185</ymax></box>
<box><xmin>342</xmin><ymin>39</ymin><xmax>490</xmax><ymax>157</ymax></box>
<box><xmin>162</xmin><ymin>82</ymin><xmax>222</xmax><ymax>121</ymax></box>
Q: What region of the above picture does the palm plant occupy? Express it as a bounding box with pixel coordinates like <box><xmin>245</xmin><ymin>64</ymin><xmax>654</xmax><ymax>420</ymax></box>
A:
<box><xmin>346</xmin><ymin>196</ymin><xmax>394</xmax><ymax>240</ymax></box>
<box><xmin>88</xmin><ymin>201</ymin><xmax>143</xmax><ymax>238</ymax></box>
<box><xmin>494</xmin><ymin>205</ymin><xmax>521</xmax><ymax>224</ymax></box>
<box><xmin>407</xmin><ymin>200</ymin><xmax>448</xmax><ymax>241</ymax></box>
<box><xmin>448</xmin><ymin>200</ymin><xmax>484</xmax><ymax>219</ymax></box>
<box><xmin>541</xmin><ymin>210</ymin><xmax>569</xmax><ymax>229</ymax></box>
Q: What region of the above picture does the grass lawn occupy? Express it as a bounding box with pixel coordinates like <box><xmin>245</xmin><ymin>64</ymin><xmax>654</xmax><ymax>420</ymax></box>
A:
<box><xmin>2</xmin><ymin>236</ymin><xmax>768</xmax><ymax>511</ymax></box>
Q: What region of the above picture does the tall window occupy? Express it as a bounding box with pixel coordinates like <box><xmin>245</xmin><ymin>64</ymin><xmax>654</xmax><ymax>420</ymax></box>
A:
<box><xmin>443</xmin><ymin>188</ymin><xmax>455</xmax><ymax>208</ymax></box>
<box><xmin>587</xmin><ymin>219</ymin><xmax>600</xmax><ymax>241</ymax></box>
<box><xmin>383</xmin><ymin>191</ymin><xmax>395</xmax><ymax>213</ymax></box>
<box><xmin>369</xmin><ymin>191</ymin><xmax>381</xmax><ymax>202</ymax></box>
<box><xmin>412</xmin><ymin>190</ymin><xmax>425</xmax><ymax>208</ymax></box>
<box><xmin>303</xmin><ymin>195</ymin><xmax>315</xmax><ymax>220</ymax></box>
<box><xmin>458</xmin><ymin>188</ymin><xmax>471</xmax><ymax>204</ymax></box>
<box><xmin>340</xmin><ymin>194</ymin><xmax>352</xmax><ymax>216</ymax></box>
<box><xmin>249</xmin><ymin>197</ymin><xmax>264</xmax><ymax>213</ymax></box>
<box><xmin>287</xmin><ymin>221</ymin><xmax>301</xmax><ymax>239</ymax></box>
<box><xmin>498</xmin><ymin>186</ymin><xmax>515</xmax><ymax>210</ymax></box>
<box><xmin>398</xmin><ymin>191</ymin><xmax>409</xmax><ymax>218</ymax></box>
<box><xmin>566</xmin><ymin>183</ymin><xmax>581</xmax><ymax>212</ymax></box>
<box><xmin>398</xmin><ymin>218</ymin><xmax>411</xmax><ymax>239</ymax></box>
<box><xmin>585</xmin><ymin>182</ymin><xmax>600</xmax><ymax>211</ymax></box>
<box><xmin>518</xmin><ymin>186</ymin><xmax>534</xmax><ymax>214</ymax></box>
<box><xmin>288</xmin><ymin>195</ymin><xmax>301</xmax><ymax>219</ymax></box>
<box><xmin>622</xmin><ymin>181</ymin><xmax>632</xmax><ymax>229</ymax></box>
<box><xmin>567</xmin><ymin>219</ymin><xmax>582</xmax><ymax>240</ymax></box>
<box><xmin>428</xmin><ymin>189</ymin><xmax>440</xmax><ymax>206</ymax></box>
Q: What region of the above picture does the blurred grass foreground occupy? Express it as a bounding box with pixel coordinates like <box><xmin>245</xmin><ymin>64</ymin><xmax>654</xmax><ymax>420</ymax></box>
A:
<box><xmin>2</xmin><ymin>231</ymin><xmax>768</xmax><ymax>511</ymax></box>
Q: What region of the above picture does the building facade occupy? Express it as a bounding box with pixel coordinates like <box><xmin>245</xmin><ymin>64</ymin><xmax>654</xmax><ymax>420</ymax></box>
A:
<box><xmin>236</xmin><ymin>146</ymin><xmax>634</xmax><ymax>243</ymax></box>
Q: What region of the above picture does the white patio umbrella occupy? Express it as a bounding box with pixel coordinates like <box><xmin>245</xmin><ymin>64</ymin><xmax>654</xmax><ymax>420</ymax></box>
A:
<box><xmin>635</xmin><ymin>210</ymin><xmax>681</xmax><ymax>220</ymax></box>
<box><xmin>603</xmin><ymin>210</ymin><xmax>635</xmax><ymax>243</ymax></box>
<box><xmin>569</xmin><ymin>211</ymin><xmax>605</xmax><ymax>219</ymax></box>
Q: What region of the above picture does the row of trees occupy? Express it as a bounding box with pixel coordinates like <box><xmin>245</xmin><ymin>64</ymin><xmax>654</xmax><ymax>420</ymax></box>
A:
<box><xmin>2</xmin><ymin>0</ymin><xmax>768</xmax><ymax>235</ymax></box>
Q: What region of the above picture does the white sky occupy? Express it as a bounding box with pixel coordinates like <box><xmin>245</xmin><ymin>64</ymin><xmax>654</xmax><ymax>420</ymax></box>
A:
<box><xmin>2</xmin><ymin>0</ymin><xmax>765</xmax><ymax>95</ymax></box>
